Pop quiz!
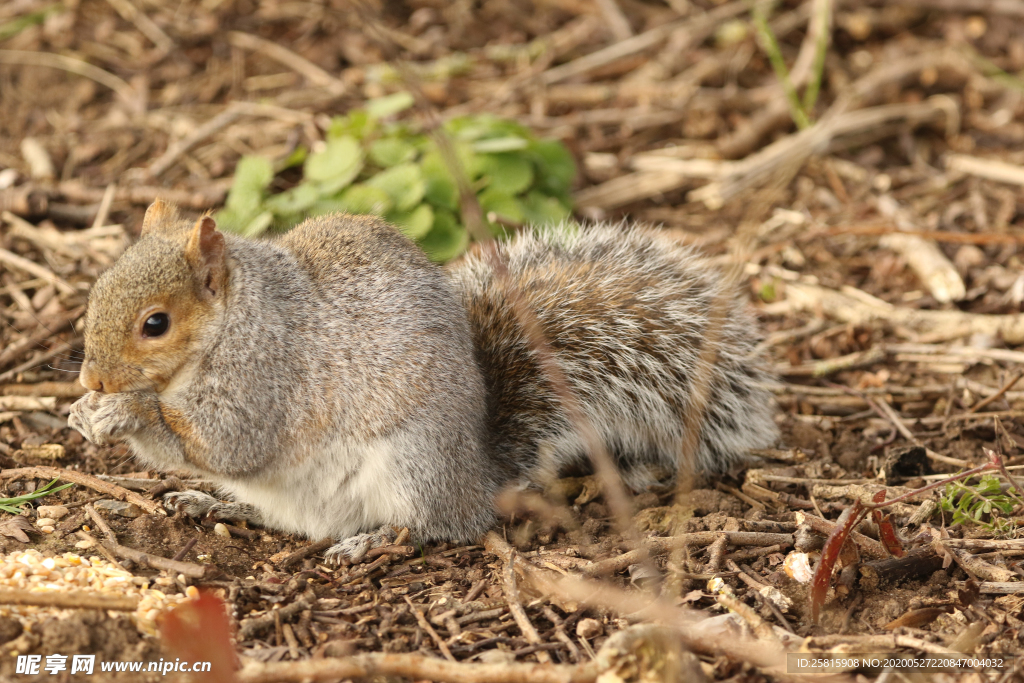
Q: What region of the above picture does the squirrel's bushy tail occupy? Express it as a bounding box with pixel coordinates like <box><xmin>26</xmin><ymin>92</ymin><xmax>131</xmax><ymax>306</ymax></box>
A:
<box><xmin>449</xmin><ymin>223</ymin><xmax>779</xmax><ymax>489</ymax></box>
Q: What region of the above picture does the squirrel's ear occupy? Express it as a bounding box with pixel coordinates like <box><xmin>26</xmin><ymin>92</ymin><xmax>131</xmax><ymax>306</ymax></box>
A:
<box><xmin>185</xmin><ymin>215</ymin><xmax>227</xmax><ymax>299</ymax></box>
<box><xmin>140</xmin><ymin>199</ymin><xmax>181</xmax><ymax>236</ymax></box>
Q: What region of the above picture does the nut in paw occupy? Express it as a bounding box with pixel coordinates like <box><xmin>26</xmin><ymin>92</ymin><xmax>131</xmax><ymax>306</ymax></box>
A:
<box><xmin>68</xmin><ymin>391</ymin><xmax>136</xmax><ymax>445</ymax></box>
<box><xmin>68</xmin><ymin>392</ymin><xmax>104</xmax><ymax>443</ymax></box>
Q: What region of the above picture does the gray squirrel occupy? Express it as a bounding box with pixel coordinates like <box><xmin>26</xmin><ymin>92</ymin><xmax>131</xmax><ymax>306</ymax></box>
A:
<box><xmin>68</xmin><ymin>200</ymin><xmax>779</xmax><ymax>560</ymax></box>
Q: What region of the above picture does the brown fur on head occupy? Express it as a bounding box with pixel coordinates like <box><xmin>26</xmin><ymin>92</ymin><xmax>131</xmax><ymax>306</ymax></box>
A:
<box><xmin>80</xmin><ymin>200</ymin><xmax>229</xmax><ymax>394</ymax></box>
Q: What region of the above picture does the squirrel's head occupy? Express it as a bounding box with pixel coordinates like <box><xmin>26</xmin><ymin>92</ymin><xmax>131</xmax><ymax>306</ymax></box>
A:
<box><xmin>80</xmin><ymin>199</ymin><xmax>228</xmax><ymax>394</ymax></box>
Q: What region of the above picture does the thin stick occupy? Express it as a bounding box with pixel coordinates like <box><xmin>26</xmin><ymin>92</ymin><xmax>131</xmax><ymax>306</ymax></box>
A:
<box><xmin>146</xmin><ymin>102</ymin><xmax>313</xmax><ymax>179</ymax></box>
<box><xmin>147</xmin><ymin>105</ymin><xmax>247</xmax><ymax>178</ymax></box>
<box><xmin>404</xmin><ymin>596</ymin><xmax>456</xmax><ymax>662</ymax></box>
<box><xmin>503</xmin><ymin>551</ymin><xmax>551</xmax><ymax>664</ymax></box>
<box><xmin>228</xmin><ymin>31</ymin><xmax>346</xmax><ymax>96</ymax></box>
<box><xmin>102</xmin><ymin>0</ymin><xmax>174</xmax><ymax>52</ymax></box>
<box><xmin>0</xmin><ymin>341</ymin><xmax>80</xmax><ymax>384</ymax></box>
<box><xmin>0</xmin><ymin>247</ymin><xmax>76</xmax><ymax>295</ymax></box>
<box><xmin>0</xmin><ymin>588</ymin><xmax>138</xmax><ymax>611</ymax></box>
<box><xmin>986</xmin><ymin>447</ymin><xmax>1024</xmax><ymax>502</ymax></box>
<box><xmin>593</xmin><ymin>0</ymin><xmax>633</xmax><ymax>41</ymax></box>
<box><xmin>0</xmin><ymin>306</ymin><xmax>84</xmax><ymax>370</ymax></box>
<box><xmin>807</xmin><ymin>222</ymin><xmax>1024</xmax><ymax>246</ymax></box>
<box><xmin>171</xmin><ymin>538</ymin><xmax>198</xmax><ymax>563</ymax></box>
<box><xmin>539</xmin><ymin>0</ymin><xmax>750</xmax><ymax>85</ymax></box>
<box><xmin>0</xmin><ymin>50</ymin><xmax>137</xmax><ymax>103</ymax></box>
<box><xmin>968</xmin><ymin>371</ymin><xmax>1024</xmax><ymax>414</ymax></box>
<box><xmin>76</xmin><ymin>530</ymin><xmax>123</xmax><ymax>566</ymax></box>
<box><xmin>90</xmin><ymin>183</ymin><xmax>117</xmax><ymax>230</ymax></box>
<box><xmin>279</xmin><ymin>538</ymin><xmax>334</xmax><ymax>569</ymax></box>
<box><xmin>84</xmin><ymin>503</ymin><xmax>117</xmax><ymax>543</ymax></box>
<box><xmin>542</xmin><ymin>605</ymin><xmax>581</xmax><ymax>663</ymax></box>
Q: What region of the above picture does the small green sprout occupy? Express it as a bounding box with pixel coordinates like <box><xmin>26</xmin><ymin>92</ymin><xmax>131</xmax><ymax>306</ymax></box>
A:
<box><xmin>0</xmin><ymin>478</ymin><xmax>75</xmax><ymax>515</ymax></box>
<box><xmin>939</xmin><ymin>474</ymin><xmax>1020</xmax><ymax>537</ymax></box>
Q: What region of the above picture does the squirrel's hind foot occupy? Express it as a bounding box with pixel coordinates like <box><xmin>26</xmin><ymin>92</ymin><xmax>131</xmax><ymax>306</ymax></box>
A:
<box><xmin>325</xmin><ymin>525</ymin><xmax>398</xmax><ymax>564</ymax></box>
<box><xmin>164</xmin><ymin>490</ymin><xmax>264</xmax><ymax>525</ymax></box>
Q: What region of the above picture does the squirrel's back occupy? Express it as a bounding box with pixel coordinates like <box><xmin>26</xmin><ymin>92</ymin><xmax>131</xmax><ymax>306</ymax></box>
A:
<box><xmin>449</xmin><ymin>223</ymin><xmax>778</xmax><ymax>489</ymax></box>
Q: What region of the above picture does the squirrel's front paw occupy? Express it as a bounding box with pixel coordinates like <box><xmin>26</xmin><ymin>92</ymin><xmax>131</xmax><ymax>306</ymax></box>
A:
<box><xmin>69</xmin><ymin>391</ymin><xmax>138</xmax><ymax>445</ymax></box>
<box><xmin>325</xmin><ymin>526</ymin><xmax>399</xmax><ymax>564</ymax></box>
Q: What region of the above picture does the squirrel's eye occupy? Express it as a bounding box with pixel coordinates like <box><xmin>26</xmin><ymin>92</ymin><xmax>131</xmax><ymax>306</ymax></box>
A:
<box><xmin>142</xmin><ymin>313</ymin><xmax>170</xmax><ymax>338</ymax></box>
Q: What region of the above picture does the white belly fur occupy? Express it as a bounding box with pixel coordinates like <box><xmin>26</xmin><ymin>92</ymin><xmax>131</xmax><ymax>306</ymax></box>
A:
<box><xmin>218</xmin><ymin>434</ymin><xmax>415</xmax><ymax>540</ymax></box>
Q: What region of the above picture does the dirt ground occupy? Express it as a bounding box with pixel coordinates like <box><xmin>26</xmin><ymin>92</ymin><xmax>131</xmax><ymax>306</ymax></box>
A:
<box><xmin>3</xmin><ymin>0</ymin><xmax>1024</xmax><ymax>681</ymax></box>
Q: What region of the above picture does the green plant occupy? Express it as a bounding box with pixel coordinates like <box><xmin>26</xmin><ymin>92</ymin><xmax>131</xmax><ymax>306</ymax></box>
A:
<box><xmin>217</xmin><ymin>93</ymin><xmax>576</xmax><ymax>262</ymax></box>
<box><xmin>939</xmin><ymin>474</ymin><xmax>1020</xmax><ymax>536</ymax></box>
<box><xmin>750</xmin><ymin>0</ymin><xmax>831</xmax><ymax>130</ymax></box>
<box><xmin>0</xmin><ymin>4</ymin><xmax>61</xmax><ymax>42</ymax></box>
<box><xmin>0</xmin><ymin>478</ymin><xmax>74</xmax><ymax>514</ymax></box>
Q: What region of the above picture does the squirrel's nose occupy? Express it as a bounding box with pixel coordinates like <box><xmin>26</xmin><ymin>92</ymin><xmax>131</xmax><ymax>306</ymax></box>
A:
<box><xmin>79</xmin><ymin>361</ymin><xmax>104</xmax><ymax>392</ymax></box>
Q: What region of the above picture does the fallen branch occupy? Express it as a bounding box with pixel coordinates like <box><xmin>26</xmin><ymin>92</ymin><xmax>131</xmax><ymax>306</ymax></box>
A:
<box><xmin>237</xmin><ymin>652</ymin><xmax>596</xmax><ymax>683</ymax></box>
<box><xmin>785</xmin><ymin>282</ymin><xmax>1024</xmax><ymax>344</ymax></box>
<box><xmin>0</xmin><ymin>466</ymin><xmax>164</xmax><ymax>515</ymax></box>
<box><xmin>0</xmin><ymin>588</ymin><xmax>139</xmax><ymax>611</ymax></box>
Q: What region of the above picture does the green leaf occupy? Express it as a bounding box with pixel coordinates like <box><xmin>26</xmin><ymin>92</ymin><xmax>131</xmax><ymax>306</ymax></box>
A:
<box><xmin>308</xmin><ymin>197</ymin><xmax>350</xmax><ymax>217</ymax></box>
<box><xmin>447</xmin><ymin>115</ymin><xmax>528</xmax><ymax>142</ymax></box>
<box><xmin>522</xmin><ymin>190</ymin><xmax>571</xmax><ymax>226</ymax></box>
<box><xmin>224</xmin><ymin>155</ymin><xmax>274</xmax><ymax>217</ymax></box>
<box><xmin>336</xmin><ymin>184</ymin><xmax>393</xmax><ymax>215</ymax></box>
<box><xmin>241</xmin><ymin>211</ymin><xmax>274</xmax><ymax>238</ymax></box>
<box><xmin>269</xmin><ymin>213</ymin><xmax>303</xmax><ymax>233</ymax></box>
<box><xmin>479</xmin><ymin>153</ymin><xmax>534</xmax><ymax>195</ymax></box>
<box><xmin>367</xmin><ymin>163</ymin><xmax>425</xmax><ymax>212</ymax></box>
<box><xmin>329</xmin><ymin>111</ymin><xmax>373</xmax><ymax>140</ymax></box>
<box><xmin>479</xmin><ymin>188</ymin><xmax>525</xmax><ymax>224</ymax></box>
<box><xmin>420</xmin><ymin>209</ymin><xmax>469</xmax><ymax>262</ymax></box>
<box><xmin>214</xmin><ymin>207</ymin><xmax>247</xmax><ymax>234</ymax></box>
<box><xmin>366</xmin><ymin>92</ymin><xmax>416</xmax><ymax>119</ymax></box>
<box><xmin>473</xmin><ymin>136</ymin><xmax>529</xmax><ymax>153</ymax></box>
<box><xmin>305</xmin><ymin>136</ymin><xmax>364</xmax><ymax>193</ymax></box>
<box><xmin>264</xmin><ymin>183</ymin><xmax>322</xmax><ymax>215</ymax></box>
<box><xmin>389</xmin><ymin>204</ymin><xmax>434</xmax><ymax>240</ymax></box>
<box><xmin>281</xmin><ymin>146</ymin><xmax>308</xmax><ymax>168</ymax></box>
<box><xmin>370</xmin><ymin>138</ymin><xmax>417</xmax><ymax>167</ymax></box>
<box><xmin>529</xmin><ymin>139</ymin><xmax>576</xmax><ymax>195</ymax></box>
<box><xmin>421</xmin><ymin>152</ymin><xmax>459</xmax><ymax>211</ymax></box>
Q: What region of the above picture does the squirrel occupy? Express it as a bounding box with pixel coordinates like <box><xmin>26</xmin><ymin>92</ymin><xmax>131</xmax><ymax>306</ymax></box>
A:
<box><xmin>69</xmin><ymin>200</ymin><xmax>779</xmax><ymax>561</ymax></box>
